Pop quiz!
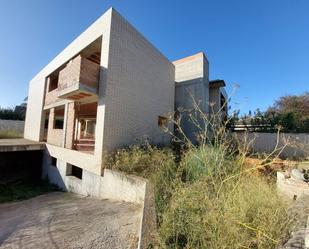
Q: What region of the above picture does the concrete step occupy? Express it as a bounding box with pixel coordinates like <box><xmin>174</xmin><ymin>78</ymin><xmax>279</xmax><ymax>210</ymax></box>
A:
<box><xmin>75</xmin><ymin>139</ymin><xmax>95</xmax><ymax>144</ymax></box>
<box><xmin>75</xmin><ymin>143</ymin><xmax>95</xmax><ymax>151</ymax></box>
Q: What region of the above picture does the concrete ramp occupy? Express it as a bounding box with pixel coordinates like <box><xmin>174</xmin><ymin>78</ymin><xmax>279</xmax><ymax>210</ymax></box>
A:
<box><xmin>0</xmin><ymin>192</ymin><xmax>141</xmax><ymax>249</ymax></box>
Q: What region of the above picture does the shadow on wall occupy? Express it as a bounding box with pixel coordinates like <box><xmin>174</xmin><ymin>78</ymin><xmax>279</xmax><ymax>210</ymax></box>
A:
<box><xmin>41</xmin><ymin>150</ymin><xmax>66</xmax><ymax>190</ymax></box>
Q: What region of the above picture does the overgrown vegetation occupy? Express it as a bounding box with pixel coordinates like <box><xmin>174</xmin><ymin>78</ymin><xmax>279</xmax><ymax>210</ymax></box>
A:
<box><xmin>107</xmin><ymin>98</ymin><xmax>297</xmax><ymax>248</ymax></box>
<box><xmin>0</xmin><ymin>180</ymin><xmax>60</xmax><ymax>203</ymax></box>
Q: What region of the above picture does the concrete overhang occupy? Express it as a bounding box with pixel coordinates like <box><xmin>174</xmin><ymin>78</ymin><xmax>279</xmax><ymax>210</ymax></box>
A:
<box><xmin>0</xmin><ymin>139</ymin><xmax>45</xmax><ymax>152</ymax></box>
<box><xmin>57</xmin><ymin>82</ymin><xmax>98</xmax><ymax>101</ymax></box>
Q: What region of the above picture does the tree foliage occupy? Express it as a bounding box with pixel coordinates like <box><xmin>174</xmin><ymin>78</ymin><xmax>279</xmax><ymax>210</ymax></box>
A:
<box><xmin>265</xmin><ymin>92</ymin><xmax>309</xmax><ymax>132</ymax></box>
<box><xmin>0</xmin><ymin>107</ymin><xmax>25</xmax><ymax>120</ymax></box>
<box><xmin>229</xmin><ymin>92</ymin><xmax>309</xmax><ymax>132</ymax></box>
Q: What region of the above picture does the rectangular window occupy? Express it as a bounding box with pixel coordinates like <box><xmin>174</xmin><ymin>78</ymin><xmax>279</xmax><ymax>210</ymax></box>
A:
<box><xmin>51</xmin><ymin>157</ymin><xmax>57</xmax><ymax>167</ymax></box>
<box><xmin>48</xmin><ymin>74</ymin><xmax>59</xmax><ymax>92</ymax></box>
<box><xmin>158</xmin><ymin>116</ymin><xmax>168</xmax><ymax>127</ymax></box>
<box><xmin>53</xmin><ymin>106</ymin><xmax>65</xmax><ymax>129</ymax></box>
<box><xmin>66</xmin><ymin>164</ymin><xmax>83</xmax><ymax>180</ymax></box>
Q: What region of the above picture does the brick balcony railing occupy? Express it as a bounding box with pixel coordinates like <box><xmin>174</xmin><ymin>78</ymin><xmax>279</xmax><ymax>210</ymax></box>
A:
<box><xmin>58</xmin><ymin>55</ymin><xmax>100</xmax><ymax>92</ymax></box>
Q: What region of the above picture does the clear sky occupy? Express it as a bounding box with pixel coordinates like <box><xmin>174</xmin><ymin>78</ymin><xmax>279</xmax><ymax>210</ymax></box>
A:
<box><xmin>0</xmin><ymin>0</ymin><xmax>308</xmax><ymax>114</ymax></box>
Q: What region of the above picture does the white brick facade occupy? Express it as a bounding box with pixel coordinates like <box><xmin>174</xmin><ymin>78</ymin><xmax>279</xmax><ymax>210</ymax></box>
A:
<box><xmin>24</xmin><ymin>8</ymin><xmax>226</xmax><ymax>197</ymax></box>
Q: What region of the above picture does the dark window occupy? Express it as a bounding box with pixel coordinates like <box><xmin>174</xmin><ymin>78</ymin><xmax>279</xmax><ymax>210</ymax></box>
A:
<box><xmin>66</xmin><ymin>164</ymin><xmax>83</xmax><ymax>180</ymax></box>
<box><xmin>71</xmin><ymin>165</ymin><xmax>83</xmax><ymax>179</ymax></box>
<box><xmin>53</xmin><ymin>106</ymin><xmax>65</xmax><ymax>129</ymax></box>
<box><xmin>48</xmin><ymin>74</ymin><xmax>59</xmax><ymax>92</ymax></box>
<box><xmin>51</xmin><ymin>157</ymin><xmax>57</xmax><ymax>167</ymax></box>
<box><xmin>54</xmin><ymin>119</ymin><xmax>64</xmax><ymax>129</ymax></box>
<box><xmin>44</xmin><ymin>114</ymin><xmax>49</xmax><ymax>129</ymax></box>
<box><xmin>158</xmin><ymin>116</ymin><xmax>168</xmax><ymax>127</ymax></box>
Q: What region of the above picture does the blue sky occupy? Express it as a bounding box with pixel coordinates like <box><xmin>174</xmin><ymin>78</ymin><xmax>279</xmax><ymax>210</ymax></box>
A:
<box><xmin>0</xmin><ymin>0</ymin><xmax>308</xmax><ymax>114</ymax></box>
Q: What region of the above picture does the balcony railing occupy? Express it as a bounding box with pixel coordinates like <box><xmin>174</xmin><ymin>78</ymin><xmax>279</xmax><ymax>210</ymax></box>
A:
<box><xmin>57</xmin><ymin>55</ymin><xmax>100</xmax><ymax>100</ymax></box>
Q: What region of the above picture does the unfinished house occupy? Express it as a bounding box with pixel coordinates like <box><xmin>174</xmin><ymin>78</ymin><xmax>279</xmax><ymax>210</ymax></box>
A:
<box><xmin>24</xmin><ymin>8</ymin><xmax>227</xmax><ymax>195</ymax></box>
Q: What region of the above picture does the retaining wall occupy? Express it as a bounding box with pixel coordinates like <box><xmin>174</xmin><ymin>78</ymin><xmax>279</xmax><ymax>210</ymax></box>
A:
<box><xmin>42</xmin><ymin>151</ymin><xmax>157</xmax><ymax>248</ymax></box>
<box><xmin>235</xmin><ymin>132</ymin><xmax>309</xmax><ymax>159</ymax></box>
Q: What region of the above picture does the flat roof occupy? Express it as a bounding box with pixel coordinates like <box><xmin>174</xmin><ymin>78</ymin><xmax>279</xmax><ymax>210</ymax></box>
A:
<box><xmin>173</xmin><ymin>52</ymin><xmax>208</xmax><ymax>64</ymax></box>
<box><xmin>0</xmin><ymin>139</ymin><xmax>45</xmax><ymax>152</ymax></box>
<box><xmin>209</xmin><ymin>79</ymin><xmax>226</xmax><ymax>88</ymax></box>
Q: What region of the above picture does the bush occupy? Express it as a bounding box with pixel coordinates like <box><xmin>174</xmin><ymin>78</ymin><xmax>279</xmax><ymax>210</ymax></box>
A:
<box><xmin>105</xmin><ymin>144</ymin><xmax>178</xmax><ymax>224</ymax></box>
<box><xmin>159</xmin><ymin>151</ymin><xmax>294</xmax><ymax>249</ymax></box>
<box><xmin>105</xmin><ymin>96</ymin><xmax>297</xmax><ymax>248</ymax></box>
<box><xmin>106</xmin><ymin>144</ymin><xmax>296</xmax><ymax>248</ymax></box>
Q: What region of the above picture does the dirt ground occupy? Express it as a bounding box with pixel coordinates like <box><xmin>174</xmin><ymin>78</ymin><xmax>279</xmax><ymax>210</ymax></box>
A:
<box><xmin>0</xmin><ymin>192</ymin><xmax>142</xmax><ymax>249</ymax></box>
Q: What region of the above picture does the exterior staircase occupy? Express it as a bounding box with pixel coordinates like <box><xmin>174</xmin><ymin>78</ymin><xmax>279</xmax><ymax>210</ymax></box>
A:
<box><xmin>74</xmin><ymin>139</ymin><xmax>95</xmax><ymax>152</ymax></box>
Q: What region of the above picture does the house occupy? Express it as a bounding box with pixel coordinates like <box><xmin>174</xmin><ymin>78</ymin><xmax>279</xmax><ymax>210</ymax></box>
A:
<box><xmin>24</xmin><ymin>8</ymin><xmax>227</xmax><ymax>195</ymax></box>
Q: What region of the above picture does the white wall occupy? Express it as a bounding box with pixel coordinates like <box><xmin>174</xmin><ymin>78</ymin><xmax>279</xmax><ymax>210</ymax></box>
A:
<box><xmin>24</xmin><ymin>8</ymin><xmax>113</xmax><ymax>144</ymax></box>
<box><xmin>101</xmin><ymin>10</ymin><xmax>175</xmax><ymax>152</ymax></box>
<box><xmin>236</xmin><ymin>132</ymin><xmax>309</xmax><ymax>159</ymax></box>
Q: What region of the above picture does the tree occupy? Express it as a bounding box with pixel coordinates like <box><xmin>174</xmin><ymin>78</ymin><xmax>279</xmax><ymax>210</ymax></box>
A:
<box><xmin>265</xmin><ymin>92</ymin><xmax>309</xmax><ymax>132</ymax></box>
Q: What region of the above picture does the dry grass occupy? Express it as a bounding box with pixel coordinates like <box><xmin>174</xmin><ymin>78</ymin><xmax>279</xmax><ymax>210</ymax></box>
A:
<box><xmin>106</xmin><ymin>145</ymin><xmax>297</xmax><ymax>249</ymax></box>
<box><xmin>0</xmin><ymin>130</ymin><xmax>22</xmax><ymax>139</ymax></box>
<box><xmin>105</xmin><ymin>95</ymin><xmax>298</xmax><ymax>248</ymax></box>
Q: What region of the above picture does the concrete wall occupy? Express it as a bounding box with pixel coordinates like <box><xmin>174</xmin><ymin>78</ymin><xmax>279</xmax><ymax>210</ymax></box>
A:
<box><xmin>173</xmin><ymin>52</ymin><xmax>209</xmax><ymax>142</ymax></box>
<box><xmin>100</xmin><ymin>10</ymin><xmax>175</xmax><ymax>152</ymax></box>
<box><xmin>277</xmin><ymin>172</ymin><xmax>309</xmax><ymax>199</ymax></box>
<box><xmin>236</xmin><ymin>132</ymin><xmax>309</xmax><ymax>159</ymax></box>
<box><xmin>42</xmin><ymin>150</ymin><xmax>157</xmax><ymax>248</ymax></box>
<box><xmin>0</xmin><ymin>119</ymin><xmax>24</xmax><ymax>135</ymax></box>
<box><xmin>46</xmin><ymin>144</ymin><xmax>101</xmax><ymax>175</ymax></box>
<box><xmin>174</xmin><ymin>52</ymin><xmax>209</xmax><ymax>113</ymax></box>
<box><xmin>209</xmin><ymin>87</ymin><xmax>220</xmax><ymax>113</ymax></box>
<box><xmin>42</xmin><ymin>152</ymin><xmax>147</xmax><ymax>202</ymax></box>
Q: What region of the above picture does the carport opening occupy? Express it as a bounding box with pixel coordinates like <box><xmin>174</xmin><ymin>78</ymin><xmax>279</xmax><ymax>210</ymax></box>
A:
<box><xmin>66</xmin><ymin>164</ymin><xmax>83</xmax><ymax>180</ymax></box>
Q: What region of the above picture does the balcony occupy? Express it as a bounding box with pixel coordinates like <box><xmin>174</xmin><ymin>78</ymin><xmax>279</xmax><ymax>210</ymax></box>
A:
<box><xmin>57</xmin><ymin>55</ymin><xmax>100</xmax><ymax>101</ymax></box>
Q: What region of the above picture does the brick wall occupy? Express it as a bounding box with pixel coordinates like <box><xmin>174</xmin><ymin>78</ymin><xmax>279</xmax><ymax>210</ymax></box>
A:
<box><xmin>80</xmin><ymin>57</ymin><xmax>100</xmax><ymax>88</ymax></box>
<box><xmin>58</xmin><ymin>56</ymin><xmax>81</xmax><ymax>90</ymax></box>
<box><xmin>44</xmin><ymin>77</ymin><xmax>63</xmax><ymax>107</ymax></box>
<box><xmin>58</xmin><ymin>55</ymin><xmax>100</xmax><ymax>90</ymax></box>
<box><xmin>47</xmin><ymin>108</ymin><xmax>63</xmax><ymax>146</ymax></box>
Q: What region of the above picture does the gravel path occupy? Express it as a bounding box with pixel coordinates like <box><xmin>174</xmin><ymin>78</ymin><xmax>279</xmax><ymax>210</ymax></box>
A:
<box><xmin>0</xmin><ymin>192</ymin><xmax>141</xmax><ymax>249</ymax></box>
